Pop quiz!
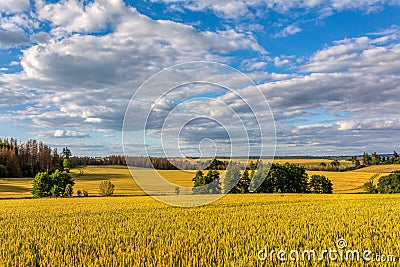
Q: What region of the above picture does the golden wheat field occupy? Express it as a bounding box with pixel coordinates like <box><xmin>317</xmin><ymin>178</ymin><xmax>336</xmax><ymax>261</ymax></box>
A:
<box><xmin>1</xmin><ymin>194</ymin><xmax>399</xmax><ymax>266</ymax></box>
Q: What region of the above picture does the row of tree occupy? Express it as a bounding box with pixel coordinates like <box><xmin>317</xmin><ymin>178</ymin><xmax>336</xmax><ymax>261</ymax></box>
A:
<box><xmin>352</xmin><ymin>151</ymin><xmax>399</xmax><ymax>167</ymax></box>
<box><xmin>69</xmin><ymin>156</ymin><xmax>240</xmax><ymax>170</ymax></box>
<box><xmin>0</xmin><ymin>138</ymin><xmax>73</xmax><ymax>177</ymax></box>
<box><xmin>192</xmin><ymin>163</ymin><xmax>333</xmax><ymax>194</ymax></box>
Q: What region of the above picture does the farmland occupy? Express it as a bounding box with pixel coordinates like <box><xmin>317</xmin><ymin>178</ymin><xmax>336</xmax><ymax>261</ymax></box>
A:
<box><xmin>1</xmin><ymin>162</ymin><xmax>398</xmax><ymax>198</ymax></box>
<box><xmin>1</xmin><ymin>194</ymin><xmax>400</xmax><ymax>266</ymax></box>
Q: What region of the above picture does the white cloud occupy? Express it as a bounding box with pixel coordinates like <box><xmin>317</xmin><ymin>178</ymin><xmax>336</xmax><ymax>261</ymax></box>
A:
<box><xmin>85</xmin><ymin>118</ymin><xmax>103</xmax><ymax>123</ymax></box>
<box><xmin>36</xmin><ymin>129</ymin><xmax>90</xmax><ymax>139</ymax></box>
<box><xmin>0</xmin><ymin>1</ymin><xmax>264</xmax><ymax>137</ymax></box>
<box><xmin>152</xmin><ymin>0</ymin><xmax>400</xmax><ymax>19</ymax></box>
<box><xmin>36</xmin><ymin>0</ymin><xmax>125</xmax><ymax>34</ymax></box>
<box><xmin>301</xmin><ymin>31</ymin><xmax>400</xmax><ymax>74</ymax></box>
<box><xmin>0</xmin><ymin>0</ymin><xmax>30</xmax><ymax>14</ymax></box>
<box><xmin>274</xmin><ymin>24</ymin><xmax>302</xmax><ymax>38</ymax></box>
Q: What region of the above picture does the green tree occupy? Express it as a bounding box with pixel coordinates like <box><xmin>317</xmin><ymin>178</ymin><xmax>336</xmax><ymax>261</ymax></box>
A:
<box><xmin>309</xmin><ymin>175</ymin><xmax>333</xmax><ymax>194</ymax></box>
<box><xmin>63</xmin><ymin>158</ymin><xmax>70</xmax><ymax>173</ymax></box>
<box><xmin>363</xmin><ymin>181</ymin><xmax>377</xmax><ymax>193</ymax></box>
<box><xmin>0</xmin><ymin>164</ymin><xmax>8</xmax><ymax>178</ymax></box>
<box><xmin>330</xmin><ymin>159</ymin><xmax>340</xmax><ymax>168</ymax></box>
<box><xmin>99</xmin><ymin>180</ymin><xmax>115</xmax><ymax>196</ymax></box>
<box><xmin>224</xmin><ymin>167</ymin><xmax>250</xmax><ymax>194</ymax></box>
<box><xmin>62</xmin><ymin>147</ymin><xmax>72</xmax><ymax>158</ymax></box>
<box><xmin>377</xmin><ymin>171</ymin><xmax>400</xmax><ymax>193</ymax></box>
<box><xmin>31</xmin><ymin>170</ymin><xmax>74</xmax><ymax>198</ymax></box>
<box><xmin>32</xmin><ymin>172</ymin><xmax>53</xmax><ymax>197</ymax></box>
<box><xmin>192</xmin><ymin>170</ymin><xmax>221</xmax><ymax>194</ymax></box>
<box><xmin>51</xmin><ymin>170</ymin><xmax>75</xmax><ymax>196</ymax></box>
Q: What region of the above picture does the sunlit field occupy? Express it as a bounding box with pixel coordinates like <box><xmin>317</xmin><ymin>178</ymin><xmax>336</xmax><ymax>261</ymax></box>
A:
<box><xmin>1</xmin><ymin>194</ymin><xmax>400</xmax><ymax>266</ymax></box>
<box><xmin>1</xmin><ymin>163</ymin><xmax>398</xmax><ymax>198</ymax></box>
<box><xmin>307</xmin><ymin>171</ymin><xmax>387</xmax><ymax>193</ymax></box>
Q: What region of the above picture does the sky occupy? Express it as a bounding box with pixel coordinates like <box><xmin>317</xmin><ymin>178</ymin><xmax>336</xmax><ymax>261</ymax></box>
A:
<box><xmin>1</xmin><ymin>0</ymin><xmax>400</xmax><ymax>157</ymax></box>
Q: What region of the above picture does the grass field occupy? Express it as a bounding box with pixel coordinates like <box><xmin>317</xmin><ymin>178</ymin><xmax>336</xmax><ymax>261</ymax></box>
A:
<box><xmin>1</xmin><ymin>194</ymin><xmax>399</xmax><ymax>266</ymax></box>
<box><xmin>1</xmin><ymin>163</ymin><xmax>397</xmax><ymax>198</ymax></box>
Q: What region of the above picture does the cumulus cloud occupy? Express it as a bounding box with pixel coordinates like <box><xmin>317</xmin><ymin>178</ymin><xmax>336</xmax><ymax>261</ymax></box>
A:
<box><xmin>301</xmin><ymin>33</ymin><xmax>400</xmax><ymax>74</ymax></box>
<box><xmin>37</xmin><ymin>129</ymin><xmax>90</xmax><ymax>138</ymax></box>
<box><xmin>0</xmin><ymin>0</ymin><xmax>265</xmax><ymax>141</ymax></box>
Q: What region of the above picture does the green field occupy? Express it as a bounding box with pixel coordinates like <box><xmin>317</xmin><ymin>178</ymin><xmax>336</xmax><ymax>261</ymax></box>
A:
<box><xmin>1</xmin><ymin>194</ymin><xmax>400</xmax><ymax>266</ymax></box>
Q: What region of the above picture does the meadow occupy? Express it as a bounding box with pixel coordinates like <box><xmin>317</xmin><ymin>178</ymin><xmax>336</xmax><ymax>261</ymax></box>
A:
<box><xmin>1</xmin><ymin>194</ymin><xmax>399</xmax><ymax>266</ymax></box>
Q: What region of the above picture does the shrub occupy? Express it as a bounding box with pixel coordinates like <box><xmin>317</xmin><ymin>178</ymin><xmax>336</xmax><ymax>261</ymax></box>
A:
<box><xmin>65</xmin><ymin>184</ymin><xmax>72</xmax><ymax>197</ymax></box>
<box><xmin>83</xmin><ymin>189</ymin><xmax>89</xmax><ymax>197</ymax></box>
<box><xmin>99</xmin><ymin>180</ymin><xmax>115</xmax><ymax>196</ymax></box>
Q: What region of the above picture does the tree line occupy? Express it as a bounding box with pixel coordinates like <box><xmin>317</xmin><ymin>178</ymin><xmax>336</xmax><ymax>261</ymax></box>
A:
<box><xmin>353</xmin><ymin>151</ymin><xmax>400</xmax><ymax>167</ymax></box>
<box><xmin>69</xmin><ymin>156</ymin><xmax>237</xmax><ymax>170</ymax></box>
<box><xmin>192</xmin><ymin>162</ymin><xmax>333</xmax><ymax>194</ymax></box>
<box><xmin>0</xmin><ymin>138</ymin><xmax>67</xmax><ymax>177</ymax></box>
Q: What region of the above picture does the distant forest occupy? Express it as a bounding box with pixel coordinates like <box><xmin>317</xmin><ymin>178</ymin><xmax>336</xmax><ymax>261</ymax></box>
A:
<box><xmin>0</xmin><ymin>138</ymin><xmax>62</xmax><ymax>177</ymax></box>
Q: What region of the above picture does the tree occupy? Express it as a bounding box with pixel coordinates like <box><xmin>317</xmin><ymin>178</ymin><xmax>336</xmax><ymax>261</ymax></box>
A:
<box><xmin>32</xmin><ymin>172</ymin><xmax>53</xmax><ymax>197</ymax></box>
<box><xmin>63</xmin><ymin>158</ymin><xmax>70</xmax><ymax>173</ymax></box>
<box><xmin>363</xmin><ymin>181</ymin><xmax>377</xmax><ymax>193</ymax></box>
<box><xmin>330</xmin><ymin>159</ymin><xmax>340</xmax><ymax>168</ymax></box>
<box><xmin>362</xmin><ymin>152</ymin><xmax>371</xmax><ymax>166</ymax></box>
<box><xmin>192</xmin><ymin>170</ymin><xmax>221</xmax><ymax>194</ymax></box>
<box><xmin>377</xmin><ymin>171</ymin><xmax>400</xmax><ymax>193</ymax></box>
<box><xmin>224</xmin><ymin>167</ymin><xmax>250</xmax><ymax>194</ymax></box>
<box><xmin>51</xmin><ymin>170</ymin><xmax>75</xmax><ymax>196</ymax></box>
<box><xmin>0</xmin><ymin>164</ymin><xmax>8</xmax><ymax>178</ymax></box>
<box><xmin>253</xmin><ymin>163</ymin><xmax>309</xmax><ymax>193</ymax></box>
<box><xmin>99</xmin><ymin>180</ymin><xmax>115</xmax><ymax>196</ymax></box>
<box><xmin>62</xmin><ymin>147</ymin><xmax>72</xmax><ymax>159</ymax></box>
<box><xmin>31</xmin><ymin>170</ymin><xmax>74</xmax><ymax>198</ymax></box>
<box><xmin>309</xmin><ymin>175</ymin><xmax>333</xmax><ymax>194</ymax></box>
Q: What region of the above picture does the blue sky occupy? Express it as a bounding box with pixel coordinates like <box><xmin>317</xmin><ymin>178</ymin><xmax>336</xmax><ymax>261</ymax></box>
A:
<box><xmin>1</xmin><ymin>0</ymin><xmax>400</xmax><ymax>157</ymax></box>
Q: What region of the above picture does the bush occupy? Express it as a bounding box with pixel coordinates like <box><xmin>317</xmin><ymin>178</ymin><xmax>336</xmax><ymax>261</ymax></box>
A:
<box><xmin>99</xmin><ymin>180</ymin><xmax>115</xmax><ymax>196</ymax></box>
<box><xmin>77</xmin><ymin>189</ymin><xmax>82</xmax><ymax>197</ymax></box>
<box><xmin>83</xmin><ymin>189</ymin><xmax>89</xmax><ymax>197</ymax></box>
<box><xmin>65</xmin><ymin>184</ymin><xmax>72</xmax><ymax>197</ymax></box>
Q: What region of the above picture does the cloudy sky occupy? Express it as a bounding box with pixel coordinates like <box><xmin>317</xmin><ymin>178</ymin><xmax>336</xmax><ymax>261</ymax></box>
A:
<box><xmin>1</xmin><ymin>0</ymin><xmax>400</xmax><ymax>157</ymax></box>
